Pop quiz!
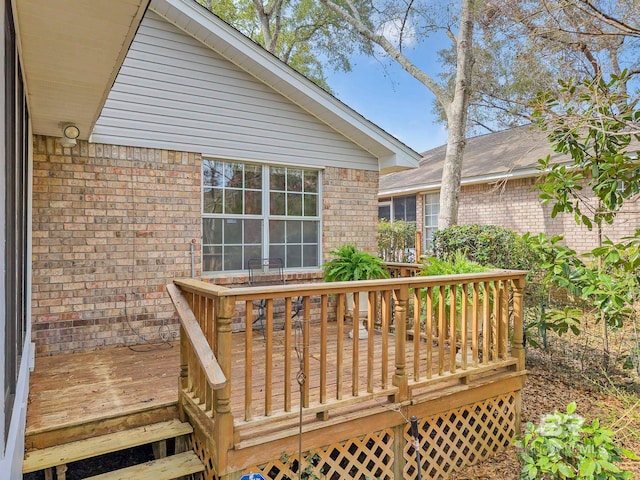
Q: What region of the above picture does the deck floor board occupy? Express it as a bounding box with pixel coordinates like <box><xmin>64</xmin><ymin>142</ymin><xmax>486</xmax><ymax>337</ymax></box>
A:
<box><xmin>26</xmin><ymin>322</ymin><xmax>460</xmax><ymax>447</ymax></box>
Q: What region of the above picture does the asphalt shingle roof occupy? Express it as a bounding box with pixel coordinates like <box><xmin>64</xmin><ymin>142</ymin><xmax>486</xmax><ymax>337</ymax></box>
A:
<box><xmin>379</xmin><ymin>125</ymin><xmax>567</xmax><ymax>195</ymax></box>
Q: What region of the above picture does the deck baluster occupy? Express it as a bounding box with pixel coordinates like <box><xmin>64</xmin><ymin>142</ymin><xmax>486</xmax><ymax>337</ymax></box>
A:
<box><xmin>511</xmin><ymin>277</ymin><xmax>526</xmax><ymax>370</ymax></box>
<box><xmin>392</xmin><ymin>284</ymin><xmax>408</xmax><ymax>402</ymax></box>
<box><xmin>213</xmin><ymin>295</ymin><xmax>235</xmax><ymax>476</ymax></box>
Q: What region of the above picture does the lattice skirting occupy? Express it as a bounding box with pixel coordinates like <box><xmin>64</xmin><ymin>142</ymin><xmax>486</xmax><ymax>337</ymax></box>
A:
<box><xmin>248</xmin><ymin>429</ymin><xmax>395</xmax><ymax>480</ymax></box>
<box><xmin>192</xmin><ymin>426</ymin><xmax>219</xmax><ymax>480</ymax></box>
<box><xmin>403</xmin><ymin>393</ymin><xmax>517</xmax><ymax>479</ymax></box>
<box><xmin>238</xmin><ymin>391</ymin><xmax>517</xmax><ymax>480</ymax></box>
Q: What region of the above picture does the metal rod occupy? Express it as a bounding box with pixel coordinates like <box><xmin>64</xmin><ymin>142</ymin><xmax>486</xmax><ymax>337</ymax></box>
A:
<box><xmin>410</xmin><ymin>415</ymin><xmax>422</xmax><ymax>480</ymax></box>
<box><xmin>190</xmin><ymin>239</ymin><xmax>195</xmax><ymax>278</ymax></box>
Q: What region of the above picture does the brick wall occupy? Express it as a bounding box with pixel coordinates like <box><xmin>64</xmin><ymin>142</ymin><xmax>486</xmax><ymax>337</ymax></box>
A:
<box><xmin>31</xmin><ymin>137</ymin><xmax>380</xmax><ymax>354</ymax></box>
<box><xmin>456</xmin><ymin>177</ymin><xmax>639</xmax><ymax>253</ymax></box>
<box><xmin>322</xmin><ymin>167</ymin><xmax>379</xmax><ymax>256</ymax></box>
<box><xmin>31</xmin><ymin>136</ymin><xmax>201</xmax><ymax>355</ymax></box>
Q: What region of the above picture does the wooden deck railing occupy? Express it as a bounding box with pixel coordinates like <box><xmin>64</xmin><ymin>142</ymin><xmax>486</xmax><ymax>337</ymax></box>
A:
<box><xmin>169</xmin><ymin>270</ymin><xmax>526</xmax><ymax>473</ymax></box>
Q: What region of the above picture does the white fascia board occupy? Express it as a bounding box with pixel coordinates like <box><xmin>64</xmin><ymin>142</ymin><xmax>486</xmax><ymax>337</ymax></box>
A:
<box><xmin>150</xmin><ymin>0</ymin><xmax>420</xmax><ymax>172</ymax></box>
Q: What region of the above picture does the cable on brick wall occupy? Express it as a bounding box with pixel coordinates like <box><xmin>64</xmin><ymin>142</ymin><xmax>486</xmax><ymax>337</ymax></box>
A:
<box><xmin>122</xmin><ymin>151</ymin><xmax>173</xmax><ymax>351</ymax></box>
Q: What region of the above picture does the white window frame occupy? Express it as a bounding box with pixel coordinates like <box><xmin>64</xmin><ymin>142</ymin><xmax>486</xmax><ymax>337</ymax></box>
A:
<box><xmin>423</xmin><ymin>192</ymin><xmax>439</xmax><ymax>251</ymax></box>
<box><xmin>202</xmin><ymin>159</ymin><xmax>322</xmax><ymax>273</ymax></box>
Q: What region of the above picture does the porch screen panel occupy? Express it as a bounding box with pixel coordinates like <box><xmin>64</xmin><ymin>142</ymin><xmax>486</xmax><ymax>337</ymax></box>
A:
<box><xmin>4</xmin><ymin>0</ymin><xmax>29</xmax><ymax>444</ymax></box>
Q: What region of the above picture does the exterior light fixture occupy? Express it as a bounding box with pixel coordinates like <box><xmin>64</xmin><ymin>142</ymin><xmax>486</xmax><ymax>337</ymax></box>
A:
<box><xmin>59</xmin><ymin>123</ymin><xmax>80</xmax><ymax>148</ymax></box>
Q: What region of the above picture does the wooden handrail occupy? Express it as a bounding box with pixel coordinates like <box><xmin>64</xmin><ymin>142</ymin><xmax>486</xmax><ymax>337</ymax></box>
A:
<box><xmin>166</xmin><ymin>283</ymin><xmax>226</xmax><ymax>390</ymax></box>
<box><xmin>175</xmin><ymin>270</ymin><xmax>527</xmax><ymax>300</ymax></box>
<box><xmin>172</xmin><ymin>270</ymin><xmax>527</xmax><ymax>425</ymax></box>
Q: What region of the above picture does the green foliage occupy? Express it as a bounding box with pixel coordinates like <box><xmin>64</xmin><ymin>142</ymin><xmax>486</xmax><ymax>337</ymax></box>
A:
<box><xmin>377</xmin><ymin>219</ymin><xmax>416</xmax><ymax>263</ymax></box>
<box><xmin>420</xmin><ymin>250</ymin><xmax>489</xmax><ymax>277</ymax></box>
<box><xmin>200</xmin><ymin>0</ymin><xmax>358</xmax><ymax>91</ymax></box>
<box><xmin>323</xmin><ymin>243</ymin><xmax>389</xmax><ymax>282</ymax></box>
<box><xmin>516</xmin><ymin>402</ymin><xmax>638</xmax><ymax>480</ymax></box>
<box><xmin>419</xmin><ymin>251</ymin><xmax>490</xmax><ymax>318</ymax></box>
<box><xmin>432</xmin><ymin>224</ymin><xmax>534</xmax><ymax>270</ymax></box>
<box><xmin>524</xmin><ymin>233</ymin><xmax>639</xmax><ymax>332</ymax></box>
<box><xmin>528</xmin><ymin>71</ymin><xmax>640</xmax><ymax>356</ymax></box>
<box><xmin>533</xmin><ymin>72</ymin><xmax>640</xmax><ymax>230</ymax></box>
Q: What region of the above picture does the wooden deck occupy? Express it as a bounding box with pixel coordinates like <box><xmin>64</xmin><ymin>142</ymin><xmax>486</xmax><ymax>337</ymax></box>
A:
<box><xmin>26</xmin><ymin>270</ymin><xmax>528</xmax><ymax>479</ymax></box>
<box><xmin>25</xmin><ymin>343</ymin><xmax>181</xmax><ymax>450</ymax></box>
<box><xmin>26</xmin><ymin>322</ymin><xmax>437</xmax><ymax>450</ymax></box>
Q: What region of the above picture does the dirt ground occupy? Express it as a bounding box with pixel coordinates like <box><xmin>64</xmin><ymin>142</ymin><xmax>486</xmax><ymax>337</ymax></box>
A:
<box><xmin>450</xmin><ymin>347</ymin><xmax>640</xmax><ymax>479</ymax></box>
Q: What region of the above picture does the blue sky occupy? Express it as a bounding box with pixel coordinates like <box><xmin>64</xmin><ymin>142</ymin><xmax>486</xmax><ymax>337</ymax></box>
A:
<box><xmin>325</xmin><ymin>41</ymin><xmax>450</xmax><ymax>154</ymax></box>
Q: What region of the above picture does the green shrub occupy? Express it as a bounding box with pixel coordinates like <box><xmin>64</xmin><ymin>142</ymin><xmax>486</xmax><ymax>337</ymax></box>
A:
<box><xmin>432</xmin><ymin>224</ymin><xmax>535</xmax><ymax>270</ymax></box>
<box><xmin>419</xmin><ymin>250</ymin><xmax>488</xmax><ymax>276</ymax></box>
<box><xmin>516</xmin><ymin>402</ymin><xmax>637</xmax><ymax>479</ymax></box>
<box><xmin>418</xmin><ymin>251</ymin><xmax>490</xmax><ymax>318</ymax></box>
<box><xmin>377</xmin><ymin>219</ymin><xmax>416</xmax><ymax>262</ymax></box>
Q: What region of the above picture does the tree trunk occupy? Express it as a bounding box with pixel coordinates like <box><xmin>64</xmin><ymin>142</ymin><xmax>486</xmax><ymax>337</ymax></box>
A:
<box><xmin>439</xmin><ymin>0</ymin><xmax>474</xmax><ymax>229</ymax></box>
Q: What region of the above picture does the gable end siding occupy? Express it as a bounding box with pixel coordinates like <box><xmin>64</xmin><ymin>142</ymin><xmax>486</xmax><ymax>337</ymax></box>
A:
<box><xmin>92</xmin><ymin>11</ymin><xmax>378</xmax><ymax>170</ymax></box>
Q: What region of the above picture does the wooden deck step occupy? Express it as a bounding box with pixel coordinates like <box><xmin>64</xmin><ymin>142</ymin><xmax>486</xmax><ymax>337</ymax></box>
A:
<box><xmin>82</xmin><ymin>451</ymin><xmax>204</xmax><ymax>480</ymax></box>
<box><xmin>23</xmin><ymin>419</ymin><xmax>193</xmax><ymax>473</ymax></box>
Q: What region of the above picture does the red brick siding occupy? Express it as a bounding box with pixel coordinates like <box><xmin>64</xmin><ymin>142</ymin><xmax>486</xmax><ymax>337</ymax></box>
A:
<box><xmin>31</xmin><ymin>136</ymin><xmax>201</xmax><ymax>355</ymax></box>
<box><xmin>31</xmin><ymin>137</ymin><xmax>380</xmax><ymax>354</ymax></box>
<box><xmin>455</xmin><ymin>177</ymin><xmax>639</xmax><ymax>252</ymax></box>
<box><xmin>322</xmin><ymin>167</ymin><xmax>379</xmax><ymax>257</ymax></box>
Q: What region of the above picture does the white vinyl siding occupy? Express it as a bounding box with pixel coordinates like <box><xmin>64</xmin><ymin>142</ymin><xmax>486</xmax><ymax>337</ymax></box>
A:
<box><xmin>92</xmin><ymin>11</ymin><xmax>378</xmax><ymax>171</ymax></box>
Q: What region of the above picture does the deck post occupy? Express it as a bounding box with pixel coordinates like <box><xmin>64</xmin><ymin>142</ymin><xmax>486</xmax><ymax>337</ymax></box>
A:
<box><xmin>214</xmin><ymin>295</ymin><xmax>236</xmax><ymax>477</ymax></box>
<box><xmin>392</xmin><ymin>284</ymin><xmax>409</xmax><ymax>402</ymax></box>
<box><xmin>511</xmin><ymin>276</ymin><xmax>526</xmax><ymax>371</ymax></box>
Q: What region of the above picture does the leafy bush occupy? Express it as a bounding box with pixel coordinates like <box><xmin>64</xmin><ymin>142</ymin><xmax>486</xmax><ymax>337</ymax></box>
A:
<box><xmin>323</xmin><ymin>243</ymin><xmax>389</xmax><ymax>282</ymax></box>
<box><xmin>419</xmin><ymin>250</ymin><xmax>488</xmax><ymax>276</ymax></box>
<box><xmin>516</xmin><ymin>402</ymin><xmax>637</xmax><ymax>479</ymax></box>
<box><xmin>377</xmin><ymin>219</ymin><xmax>416</xmax><ymax>262</ymax></box>
<box><xmin>432</xmin><ymin>224</ymin><xmax>535</xmax><ymax>270</ymax></box>
<box><xmin>419</xmin><ymin>251</ymin><xmax>490</xmax><ymax>317</ymax></box>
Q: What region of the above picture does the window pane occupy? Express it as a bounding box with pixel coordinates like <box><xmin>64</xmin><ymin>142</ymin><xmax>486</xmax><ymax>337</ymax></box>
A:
<box><xmin>203</xmin><ymin>188</ymin><xmax>223</xmax><ymax>214</ymax></box>
<box><xmin>224</xmin><ymin>162</ymin><xmax>244</xmax><ymax>188</ymax></box>
<box><xmin>286</xmin><ymin>221</ymin><xmax>301</xmax><ymax>243</ymax></box>
<box><xmin>244</xmin><ymin>219</ymin><xmax>262</xmax><ymax>244</ymax></box>
<box><xmin>224</xmin><ymin>190</ymin><xmax>243</xmax><ymax>214</ymax></box>
<box><xmin>303</xmin><ymin>194</ymin><xmax>317</xmax><ymax>216</ymax></box>
<box><xmin>302</xmin><ymin>221</ymin><xmax>318</xmax><ymax>243</ymax></box>
<box><xmin>270</xmin><ymin>220</ymin><xmax>285</xmax><ymax>243</ymax></box>
<box><xmin>203</xmin><ymin>218</ymin><xmax>222</xmax><ymax>244</ymax></box>
<box><xmin>224</xmin><ymin>219</ymin><xmax>242</xmax><ymax>244</ymax></box>
<box><xmin>270</xmin><ymin>167</ymin><xmax>285</xmax><ymax>191</ymax></box>
<box><xmin>287</xmin><ymin>169</ymin><xmax>303</xmax><ymax>192</ymax></box>
<box><xmin>202</xmin><ymin>160</ymin><xmax>216</xmax><ymax>187</ymax></box>
<box><xmin>303</xmin><ymin>245</ymin><xmax>318</xmax><ymax>267</ymax></box>
<box><xmin>245</xmin><ymin>190</ymin><xmax>262</xmax><ymax>215</ymax></box>
<box><xmin>245</xmin><ymin>164</ymin><xmax>262</xmax><ymax>189</ymax></box>
<box><xmin>270</xmin><ymin>192</ymin><xmax>286</xmax><ymax>215</ymax></box>
<box><xmin>287</xmin><ymin>245</ymin><xmax>302</xmax><ymax>268</ymax></box>
<box><xmin>405</xmin><ymin>196</ymin><xmax>416</xmax><ymax>221</ymax></box>
<box><xmin>245</xmin><ymin>245</ymin><xmax>262</xmax><ymax>266</ymax></box>
<box><xmin>270</xmin><ymin>244</ymin><xmax>285</xmax><ymax>262</ymax></box>
<box><xmin>378</xmin><ymin>204</ymin><xmax>390</xmax><ymax>221</ymax></box>
<box><xmin>288</xmin><ymin>193</ymin><xmax>302</xmax><ymax>216</ymax></box>
<box><xmin>304</xmin><ymin>171</ymin><xmax>318</xmax><ymax>193</ymax></box>
<box><xmin>203</xmin><ymin>246</ymin><xmax>222</xmax><ymax>271</ymax></box>
<box><xmin>224</xmin><ymin>246</ymin><xmax>243</xmax><ymax>270</ymax></box>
